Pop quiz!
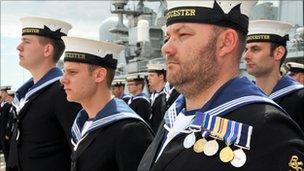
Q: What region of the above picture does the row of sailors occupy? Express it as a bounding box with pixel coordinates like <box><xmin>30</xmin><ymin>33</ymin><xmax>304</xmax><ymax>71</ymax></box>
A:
<box><xmin>0</xmin><ymin>1</ymin><xmax>304</xmax><ymax>170</ymax></box>
<box><xmin>110</xmin><ymin>64</ymin><xmax>180</xmax><ymax>132</ymax></box>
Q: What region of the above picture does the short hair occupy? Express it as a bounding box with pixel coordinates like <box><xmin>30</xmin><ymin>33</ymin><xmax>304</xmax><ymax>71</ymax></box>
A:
<box><xmin>270</xmin><ymin>43</ymin><xmax>288</xmax><ymax>67</ymax></box>
<box><xmin>150</xmin><ymin>70</ymin><xmax>167</xmax><ymax>81</ymax></box>
<box><xmin>133</xmin><ymin>79</ymin><xmax>145</xmax><ymax>90</ymax></box>
<box><xmin>87</xmin><ymin>64</ymin><xmax>115</xmax><ymax>88</ymax></box>
<box><xmin>37</xmin><ymin>36</ymin><xmax>66</xmax><ymax>63</ymax></box>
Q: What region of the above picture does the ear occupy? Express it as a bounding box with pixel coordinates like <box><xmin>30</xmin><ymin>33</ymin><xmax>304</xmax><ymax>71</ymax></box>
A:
<box><xmin>216</xmin><ymin>29</ymin><xmax>238</xmax><ymax>58</ymax></box>
<box><xmin>273</xmin><ymin>46</ymin><xmax>286</xmax><ymax>61</ymax></box>
<box><xmin>43</xmin><ymin>43</ymin><xmax>54</xmax><ymax>57</ymax></box>
<box><xmin>94</xmin><ymin>67</ymin><xmax>107</xmax><ymax>83</ymax></box>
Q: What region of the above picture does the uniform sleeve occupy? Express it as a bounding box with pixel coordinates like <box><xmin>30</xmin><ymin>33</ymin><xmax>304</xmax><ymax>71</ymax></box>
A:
<box><xmin>115</xmin><ymin>120</ymin><xmax>154</xmax><ymax>171</ymax></box>
<box><xmin>53</xmin><ymin>84</ymin><xmax>81</xmax><ymax>142</ymax></box>
<box><xmin>246</xmin><ymin>105</ymin><xmax>304</xmax><ymax>170</ymax></box>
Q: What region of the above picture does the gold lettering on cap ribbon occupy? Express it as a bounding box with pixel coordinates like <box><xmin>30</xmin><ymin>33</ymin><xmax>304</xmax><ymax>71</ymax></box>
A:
<box><xmin>166</xmin><ymin>9</ymin><xmax>196</xmax><ymax>20</ymax></box>
<box><xmin>65</xmin><ymin>52</ymin><xmax>86</xmax><ymax>59</ymax></box>
<box><xmin>247</xmin><ymin>35</ymin><xmax>270</xmax><ymax>41</ymax></box>
<box><xmin>22</xmin><ymin>28</ymin><xmax>40</xmax><ymax>34</ymax></box>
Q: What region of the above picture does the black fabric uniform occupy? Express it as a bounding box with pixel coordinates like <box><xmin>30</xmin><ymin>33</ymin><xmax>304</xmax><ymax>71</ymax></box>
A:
<box><xmin>73</xmin><ymin>119</ymin><xmax>154</xmax><ymax>171</ymax></box>
<box><xmin>129</xmin><ymin>98</ymin><xmax>151</xmax><ymax>123</ymax></box>
<box><xmin>274</xmin><ymin>88</ymin><xmax>304</xmax><ymax>131</ymax></box>
<box><xmin>138</xmin><ymin>103</ymin><xmax>304</xmax><ymax>171</ymax></box>
<box><xmin>165</xmin><ymin>89</ymin><xmax>180</xmax><ymax>110</ymax></box>
<box><xmin>7</xmin><ymin>81</ymin><xmax>80</xmax><ymax>171</ymax></box>
<box><xmin>122</xmin><ymin>96</ymin><xmax>131</xmax><ymax>104</ymax></box>
<box><xmin>0</xmin><ymin>102</ymin><xmax>14</xmax><ymax>161</ymax></box>
<box><xmin>150</xmin><ymin>93</ymin><xmax>166</xmax><ymax>133</ymax></box>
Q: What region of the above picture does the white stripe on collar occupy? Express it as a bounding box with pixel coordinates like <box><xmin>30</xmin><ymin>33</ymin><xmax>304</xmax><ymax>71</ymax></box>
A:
<box><xmin>12</xmin><ymin>76</ymin><xmax>61</xmax><ymax>114</ymax></box>
<box><xmin>269</xmin><ymin>84</ymin><xmax>304</xmax><ymax>100</ymax></box>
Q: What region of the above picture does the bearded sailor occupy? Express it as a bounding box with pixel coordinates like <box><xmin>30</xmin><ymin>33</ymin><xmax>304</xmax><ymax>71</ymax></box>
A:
<box><xmin>60</xmin><ymin>36</ymin><xmax>154</xmax><ymax>171</ymax></box>
<box><xmin>244</xmin><ymin>20</ymin><xmax>304</xmax><ymax>132</ymax></box>
<box><xmin>138</xmin><ymin>1</ymin><xmax>304</xmax><ymax>170</ymax></box>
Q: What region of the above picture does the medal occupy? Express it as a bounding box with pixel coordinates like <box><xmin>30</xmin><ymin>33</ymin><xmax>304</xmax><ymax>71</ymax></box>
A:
<box><xmin>183</xmin><ymin>132</ymin><xmax>196</xmax><ymax>149</ymax></box>
<box><xmin>219</xmin><ymin>146</ymin><xmax>234</xmax><ymax>162</ymax></box>
<box><xmin>193</xmin><ymin>138</ymin><xmax>207</xmax><ymax>153</ymax></box>
<box><xmin>203</xmin><ymin>139</ymin><xmax>219</xmax><ymax>156</ymax></box>
<box><xmin>230</xmin><ymin>148</ymin><xmax>246</xmax><ymax>167</ymax></box>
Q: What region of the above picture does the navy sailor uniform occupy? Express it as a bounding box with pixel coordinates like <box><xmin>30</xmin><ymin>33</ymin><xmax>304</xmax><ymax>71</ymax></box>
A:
<box><xmin>71</xmin><ymin>98</ymin><xmax>154</xmax><ymax>171</ymax></box>
<box><xmin>138</xmin><ymin>76</ymin><xmax>304</xmax><ymax>171</ymax></box>
<box><xmin>6</xmin><ymin>68</ymin><xmax>81</xmax><ymax>171</ymax></box>
<box><xmin>269</xmin><ymin>75</ymin><xmax>304</xmax><ymax>132</ymax></box>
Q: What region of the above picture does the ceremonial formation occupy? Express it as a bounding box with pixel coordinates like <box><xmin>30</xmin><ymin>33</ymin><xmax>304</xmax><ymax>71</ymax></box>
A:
<box><xmin>0</xmin><ymin>0</ymin><xmax>303</xmax><ymax>171</ymax></box>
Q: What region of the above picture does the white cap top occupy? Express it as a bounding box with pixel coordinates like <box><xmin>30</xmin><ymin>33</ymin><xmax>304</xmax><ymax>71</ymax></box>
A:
<box><xmin>248</xmin><ymin>20</ymin><xmax>292</xmax><ymax>37</ymax></box>
<box><xmin>62</xmin><ymin>36</ymin><xmax>124</xmax><ymax>69</ymax></box>
<box><xmin>0</xmin><ymin>86</ymin><xmax>11</xmax><ymax>91</ymax></box>
<box><xmin>20</xmin><ymin>16</ymin><xmax>72</xmax><ymax>38</ymax></box>
<box><xmin>112</xmin><ymin>78</ymin><xmax>126</xmax><ymax>86</ymax></box>
<box><xmin>286</xmin><ymin>62</ymin><xmax>304</xmax><ymax>72</ymax></box>
<box><xmin>126</xmin><ymin>73</ymin><xmax>146</xmax><ymax>81</ymax></box>
<box><xmin>147</xmin><ymin>62</ymin><xmax>166</xmax><ymax>71</ymax></box>
<box><xmin>167</xmin><ymin>0</ymin><xmax>256</xmax><ymax>17</ymax></box>
<box><xmin>62</xmin><ymin>36</ymin><xmax>124</xmax><ymax>58</ymax></box>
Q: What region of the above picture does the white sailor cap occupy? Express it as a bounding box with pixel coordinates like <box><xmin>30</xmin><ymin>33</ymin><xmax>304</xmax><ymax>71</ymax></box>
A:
<box><xmin>7</xmin><ymin>90</ymin><xmax>15</xmax><ymax>96</ymax></box>
<box><xmin>286</xmin><ymin>62</ymin><xmax>304</xmax><ymax>73</ymax></box>
<box><xmin>147</xmin><ymin>62</ymin><xmax>166</xmax><ymax>72</ymax></box>
<box><xmin>247</xmin><ymin>20</ymin><xmax>292</xmax><ymax>46</ymax></box>
<box><xmin>112</xmin><ymin>78</ymin><xmax>126</xmax><ymax>87</ymax></box>
<box><xmin>20</xmin><ymin>16</ymin><xmax>72</xmax><ymax>40</ymax></box>
<box><xmin>126</xmin><ymin>73</ymin><xmax>146</xmax><ymax>82</ymax></box>
<box><xmin>165</xmin><ymin>0</ymin><xmax>257</xmax><ymax>34</ymax></box>
<box><xmin>0</xmin><ymin>86</ymin><xmax>11</xmax><ymax>91</ymax></box>
<box><xmin>62</xmin><ymin>36</ymin><xmax>125</xmax><ymax>69</ymax></box>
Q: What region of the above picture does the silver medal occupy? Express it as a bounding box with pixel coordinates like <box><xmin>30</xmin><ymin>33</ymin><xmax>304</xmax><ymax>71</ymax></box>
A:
<box><xmin>203</xmin><ymin>139</ymin><xmax>219</xmax><ymax>156</ymax></box>
<box><xmin>183</xmin><ymin>132</ymin><xmax>196</xmax><ymax>149</ymax></box>
<box><xmin>230</xmin><ymin>148</ymin><xmax>247</xmax><ymax>168</ymax></box>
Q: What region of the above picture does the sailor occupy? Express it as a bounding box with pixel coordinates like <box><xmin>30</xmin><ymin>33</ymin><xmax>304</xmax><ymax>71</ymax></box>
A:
<box><xmin>286</xmin><ymin>62</ymin><xmax>304</xmax><ymax>85</ymax></box>
<box><xmin>0</xmin><ymin>86</ymin><xmax>11</xmax><ymax>159</ymax></box>
<box><xmin>138</xmin><ymin>1</ymin><xmax>304</xmax><ymax>170</ymax></box>
<box><xmin>126</xmin><ymin>73</ymin><xmax>151</xmax><ymax>123</ymax></box>
<box><xmin>244</xmin><ymin>20</ymin><xmax>304</xmax><ymax>131</ymax></box>
<box><xmin>147</xmin><ymin>62</ymin><xmax>167</xmax><ymax>132</ymax></box>
<box><xmin>111</xmin><ymin>78</ymin><xmax>131</xmax><ymax>103</ymax></box>
<box><xmin>60</xmin><ymin>36</ymin><xmax>154</xmax><ymax>171</ymax></box>
<box><xmin>0</xmin><ymin>86</ymin><xmax>11</xmax><ymax>109</ymax></box>
<box><xmin>6</xmin><ymin>16</ymin><xmax>81</xmax><ymax>171</ymax></box>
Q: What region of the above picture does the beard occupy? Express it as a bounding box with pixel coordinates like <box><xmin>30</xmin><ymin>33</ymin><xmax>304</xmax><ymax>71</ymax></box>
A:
<box><xmin>166</xmin><ymin>34</ymin><xmax>220</xmax><ymax>98</ymax></box>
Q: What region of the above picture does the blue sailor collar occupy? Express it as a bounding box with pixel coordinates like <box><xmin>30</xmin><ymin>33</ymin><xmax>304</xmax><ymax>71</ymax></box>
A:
<box><xmin>128</xmin><ymin>92</ymin><xmax>150</xmax><ymax>105</ymax></box>
<box><xmin>71</xmin><ymin>98</ymin><xmax>145</xmax><ymax>144</ymax></box>
<box><xmin>164</xmin><ymin>76</ymin><xmax>280</xmax><ymax>128</ymax></box>
<box><xmin>12</xmin><ymin>67</ymin><xmax>62</xmax><ymax>113</ymax></box>
<box><xmin>122</xmin><ymin>93</ymin><xmax>131</xmax><ymax>99</ymax></box>
<box><xmin>269</xmin><ymin>75</ymin><xmax>304</xmax><ymax>100</ymax></box>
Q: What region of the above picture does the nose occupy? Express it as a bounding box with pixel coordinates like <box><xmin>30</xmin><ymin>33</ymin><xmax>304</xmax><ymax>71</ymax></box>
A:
<box><xmin>161</xmin><ymin>38</ymin><xmax>177</xmax><ymax>59</ymax></box>
<box><xmin>243</xmin><ymin>51</ymin><xmax>251</xmax><ymax>62</ymax></box>
<box><xmin>60</xmin><ymin>74</ymin><xmax>68</xmax><ymax>86</ymax></box>
<box><xmin>16</xmin><ymin>43</ymin><xmax>23</xmax><ymax>52</ymax></box>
